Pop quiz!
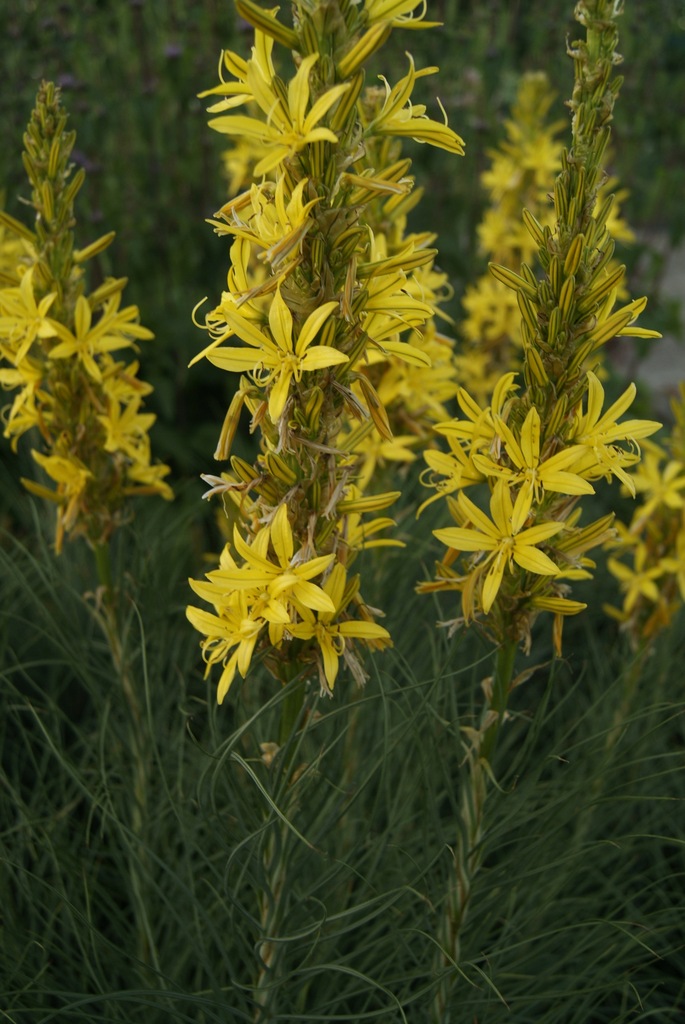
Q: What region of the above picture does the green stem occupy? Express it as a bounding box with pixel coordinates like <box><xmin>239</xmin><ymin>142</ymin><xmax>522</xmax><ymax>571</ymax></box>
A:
<box><xmin>94</xmin><ymin>540</ymin><xmax>113</xmax><ymax>599</ymax></box>
<box><xmin>433</xmin><ymin>638</ymin><xmax>517</xmax><ymax>1023</ymax></box>
<box><xmin>279</xmin><ymin>676</ymin><xmax>306</xmax><ymax>748</ymax></box>
<box><xmin>480</xmin><ymin>638</ymin><xmax>518</xmax><ymax>765</ymax></box>
<box><xmin>91</xmin><ymin>539</ymin><xmax>155</xmax><ymax>976</ymax></box>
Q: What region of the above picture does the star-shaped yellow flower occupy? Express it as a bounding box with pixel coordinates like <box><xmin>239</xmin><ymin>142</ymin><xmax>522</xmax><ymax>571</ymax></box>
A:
<box><xmin>287</xmin><ymin>562</ymin><xmax>391</xmax><ymax>693</ymax></box>
<box><xmin>608</xmin><ymin>543</ymin><xmax>665</xmax><ymax>614</ymax></box>
<box><xmin>365</xmin><ymin>54</ymin><xmax>465</xmax><ymax>154</ymax></box>
<box><xmin>473</xmin><ymin>405</ymin><xmax>595</xmax><ymax>509</ymax></box>
<box><xmin>50</xmin><ymin>293</ymin><xmax>153</xmax><ymax>382</ymax></box>
<box><xmin>195</xmin><ymin>504</ymin><xmax>337</xmax><ymax>619</ymax></box>
<box><xmin>570</xmin><ymin>372</ymin><xmax>662</xmax><ymax>493</ymax></box>
<box><xmin>0</xmin><ymin>267</ymin><xmax>57</xmax><ymax>366</ymax></box>
<box><xmin>207</xmin><ymin>287</ymin><xmax>345</xmax><ymax>422</ymax></box>
<box><xmin>186</xmin><ymin>589</ymin><xmax>266</xmax><ymax>704</ymax></box>
<box><xmin>208</xmin><ymin>53</ymin><xmax>350</xmax><ymax>176</ymax></box>
<box><xmin>434</xmin><ymin>480</ymin><xmax>563</xmax><ymax>614</ymax></box>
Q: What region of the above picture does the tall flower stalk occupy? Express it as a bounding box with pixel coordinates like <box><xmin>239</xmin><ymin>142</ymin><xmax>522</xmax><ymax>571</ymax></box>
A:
<box><xmin>604</xmin><ymin>384</ymin><xmax>685</xmax><ymax>649</ymax></box>
<box><xmin>0</xmin><ymin>82</ymin><xmax>173</xmax><ymax>974</ymax></box>
<box><xmin>187</xmin><ymin>0</ymin><xmax>464</xmax><ymax>710</ymax></box>
<box><xmin>456</xmin><ymin>69</ymin><xmax>635</xmax><ymax>405</ymax></box>
<box><xmin>0</xmin><ymin>84</ymin><xmax>172</xmax><ymax>556</ymax></box>
<box><xmin>418</xmin><ymin>3</ymin><xmax>661</xmax><ymax>1017</ymax></box>
<box><xmin>187</xmin><ymin>2</ymin><xmax>463</xmax><ymax>1015</ymax></box>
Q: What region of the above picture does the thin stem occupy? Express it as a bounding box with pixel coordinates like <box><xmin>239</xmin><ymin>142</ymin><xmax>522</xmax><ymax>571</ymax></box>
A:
<box><xmin>480</xmin><ymin>638</ymin><xmax>518</xmax><ymax>765</ymax></box>
<box><xmin>254</xmin><ymin>675</ymin><xmax>310</xmax><ymax>1023</ymax></box>
<box><xmin>433</xmin><ymin>638</ymin><xmax>518</xmax><ymax>1023</ymax></box>
<box><xmin>91</xmin><ymin>539</ymin><xmax>155</xmax><ymax>977</ymax></box>
<box><xmin>278</xmin><ymin>676</ymin><xmax>306</xmax><ymax>748</ymax></box>
<box><xmin>94</xmin><ymin>540</ymin><xmax>113</xmax><ymax>599</ymax></box>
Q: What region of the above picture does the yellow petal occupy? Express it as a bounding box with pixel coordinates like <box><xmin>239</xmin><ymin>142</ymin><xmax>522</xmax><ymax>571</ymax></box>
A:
<box><xmin>513</xmin><ymin>546</ymin><xmax>560</xmax><ymax>576</ymax></box>
<box><xmin>217</xmin><ymin>652</ymin><xmax>239</xmax><ymax>704</ymax></box>
<box><xmin>433</xmin><ymin>526</ymin><xmax>496</xmax><ymax>552</ymax></box>
<box><xmin>300</xmin><ymin>345</ymin><xmax>349</xmax><ymax>371</ymax></box>
<box><xmin>268</xmin><ymin>367</ymin><xmax>292</xmax><ymax>421</ymax></box>
<box><xmin>295</xmin><ymin>300</ymin><xmax>339</xmax><ymax>355</ymax></box>
<box><xmin>270</xmin><ymin>504</ymin><xmax>293</xmax><ymax>567</ymax></box>
<box><xmin>268</xmin><ymin>289</ymin><xmax>293</xmax><ymax>352</ymax></box>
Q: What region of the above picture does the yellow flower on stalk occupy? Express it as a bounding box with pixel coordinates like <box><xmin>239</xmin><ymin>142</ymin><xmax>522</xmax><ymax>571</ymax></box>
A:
<box><xmin>0</xmin><ymin>267</ymin><xmax>58</xmax><ymax>365</ymax></box>
<box><xmin>27</xmin><ymin>450</ymin><xmax>93</xmax><ymax>550</ymax></box>
<box><xmin>433</xmin><ymin>480</ymin><xmax>564</xmax><ymax>614</ymax></box>
<box><xmin>418</xmin><ymin>439</ymin><xmax>484</xmax><ymax>513</ymax></box>
<box><xmin>0</xmin><ymin>356</ymin><xmax>48</xmax><ymax>443</ymax></box>
<box><xmin>186</xmin><ymin>589</ymin><xmax>267</xmax><ymax>704</ymax></box>
<box><xmin>287</xmin><ymin>562</ymin><xmax>391</xmax><ymax>694</ymax></box>
<box><xmin>365</xmin><ymin>54</ymin><xmax>465</xmax><ymax>154</ymax></box>
<box><xmin>473</xmin><ymin>406</ymin><xmax>595</xmax><ymax>505</ymax></box>
<box><xmin>417</xmin><ymin>375</ymin><xmax>520</xmax><ymax>513</ymax></box>
<box><xmin>207</xmin><ymin>288</ymin><xmax>345</xmax><ymax>422</ymax></box>
<box><xmin>199</xmin><ymin>29</ymin><xmax>275</xmax><ymax>115</ymax></box>
<box><xmin>125</xmin><ymin>455</ymin><xmax>174</xmax><ymax>500</ymax></box>
<box><xmin>50</xmin><ymin>293</ymin><xmax>153</xmax><ymax>382</ymax></box>
<box><xmin>211</xmin><ymin>178</ymin><xmax>321</xmax><ymax>272</ymax></box>
<box><xmin>207</xmin><ymin>53</ymin><xmax>350</xmax><ymax>177</ymax></box>
<box><xmin>360</xmin><ymin>270</ymin><xmax>434</xmax><ymax>357</ymax></box>
<box><xmin>191</xmin><ymin>1</ymin><xmax>466</xmax><ymax>698</ymax></box>
<box><xmin>199</xmin><ymin>504</ymin><xmax>337</xmax><ymax>617</ymax></box>
<box><xmin>96</xmin><ymin>395</ymin><xmax>157</xmax><ymax>462</ymax></box>
<box><xmin>608</xmin><ymin>543</ymin><xmax>665</xmax><ymax>614</ymax></box>
<box><xmin>628</xmin><ymin>447</ymin><xmax>685</xmax><ymax>524</ymax></box>
<box><xmin>570</xmin><ymin>372</ymin><xmax>661</xmax><ymax>493</ymax></box>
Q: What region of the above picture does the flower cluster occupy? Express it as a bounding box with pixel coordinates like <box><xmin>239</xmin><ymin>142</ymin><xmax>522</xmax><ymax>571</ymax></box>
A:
<box><xmin>187</xmin><ymin>0</ymin><xmax>464</xmax><ymax>699</ymax></box>
<box><xmin>419</xmin><ymin>0</ymin><xmax>661</xmax><ymax>655</ymax></box>
<box><xmin>604</xmin><ymin>384</ymin><xmax>685</xmax><ymax>646</ymax></box>
<box><xmin>457</xmin><ymin>70</ymin><xmax>635</xmax><ymax>405</ymax></box>
<box><xmin>0</xmin><ymin>84</ymin><xmax>172</xmax><ymax>552</ymax></box>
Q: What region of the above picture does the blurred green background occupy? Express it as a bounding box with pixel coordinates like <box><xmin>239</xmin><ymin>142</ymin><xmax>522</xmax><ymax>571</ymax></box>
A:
<box><xmin>1</xmin><ymin>0</ymin><xmax>684</xmax><ymax>479</ymax></box>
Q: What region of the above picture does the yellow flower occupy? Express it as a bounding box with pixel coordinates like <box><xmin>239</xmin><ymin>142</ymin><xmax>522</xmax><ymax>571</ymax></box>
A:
<box><xmin>444</xmin><ymin>374</ymin><xmax>519</xmax><ymax>446</ymax></box>
<box><xmin>434</xmin><ymin>480</ymin><xmax>563</xmax><ymax>614</ymax></box>
<box><xmin>207</xmin><ymin>287</ymin><xmax>345</xmax><ymax>422</ymax></box>
<box><xmin>28</xmin><ymin>450</ymin><xmax>93</xmax><ymax>550</ymax></box>
<box><xmin>473</xmin><ymin>406</ymin><xmax>595</xmax><ymax>507</ymax></box>
<box><xmin>207</xmin><ymin>53</ymin><xmax>350</xmax><ymax>176</ymax></box>
<box><xmin>125</xmin><ymin>458</ymin><xmax>173</xmax><ymax>501</ymax></box>
<box><xmin>211</xmin><ymin>177</ymin><xmax>321</xmax><ymax>272</ymax></box>
<box><xmin>570</xmin><ymin>372</ymin><xmax>662</xmax><ymax>493</ymax></box>
<box><xmin>0</xmin><ymin>267</ymin><xmax>58</xmax><ymax>365</ymax></box>
<box><xmin>418</xmin><ymin>440</ymin><xmax>484</xmax><ymax>513</ymax></box>
<box><xmin>360</xmin><ymin>270</ymin><xmax>435</xmax><ymax>359</ymax></box>
<box><xmin>186</xmin><ymin>589</ymin><xmax>266</xmax><ymax>704</ymax></box>
<box><xmin>50</xmin><ymin>293</ymin><xmax>153</xmax><ymax>382</ymax></box>
<box><xmin>0</xmin><ymin>355</ymin><xmax>47</xmax><ymax>443</ymax></box>
<box><xmin>197</xmin><ymin>504</ymin><xmax>336</xmax><ymax>617</ymax></box>
<box><xmin>608</xmin><ymin>543</ymin><xmax>665</xmax><ymax>614</ymax></box>
<box><xmin>365</xmin><ymin>54</ymin><xmax>465</xmax><ymax>154</ymax></box>
<box><xmin>287</xmin><ymin>562</ymin><xmax>391</xmax><ymax>693</ymax></box>
<box><xmin>96</xmin><ymin>395</ymin><xmax>157</xmax><ymax>461</ymax></box>
<box><xmin>628</xmin><ymin>448</ymin><xmax>685</xmax><ymax>524</ymax></box>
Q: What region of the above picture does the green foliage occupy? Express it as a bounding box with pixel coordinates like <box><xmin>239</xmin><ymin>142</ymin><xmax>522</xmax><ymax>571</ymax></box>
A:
<box><xmin>1</xmin><ymin>491</ymin><xmax>684</xmax><ymax>1020</ymax></box>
